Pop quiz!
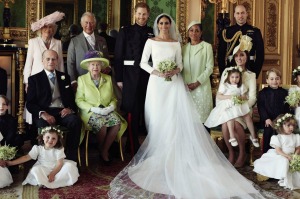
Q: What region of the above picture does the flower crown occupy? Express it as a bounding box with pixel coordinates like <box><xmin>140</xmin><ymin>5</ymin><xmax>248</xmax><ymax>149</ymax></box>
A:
<box><xmin>223</xmin><ymin>66</ymin><xmax>243</xmax><ymax>78</ymax></box>
<box><xmin>40</xmin><ymin>126</ymin><xmax>64</xmax><ymax>138</ymax></box>
<box><xmin>292</xmin><ymin>66</ymin><xmax>300</xmax><ymax>78</ymax></box>
<box><xmin>274</xmin><ymin>113</ymin><xmax>294</xmax><ymax>128</ymax></box>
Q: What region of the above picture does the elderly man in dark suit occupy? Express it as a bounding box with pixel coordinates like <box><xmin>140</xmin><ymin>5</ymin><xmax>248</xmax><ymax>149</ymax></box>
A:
<box><xmin>26</xmin><ymin>49</ymin><xmax>81</xmax><ymax>162</ymax></box>
<box><xmin>67</xmin><ymin>12</ymin><xmax>109</xmax><ymax>90</ymax></box>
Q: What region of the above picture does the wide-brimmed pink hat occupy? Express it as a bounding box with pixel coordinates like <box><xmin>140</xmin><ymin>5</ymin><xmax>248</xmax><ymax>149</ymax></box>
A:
<box><xmin>31</xmin><ymin>11</ymin><xmax>65</xmax><ymax>32</ymax></box>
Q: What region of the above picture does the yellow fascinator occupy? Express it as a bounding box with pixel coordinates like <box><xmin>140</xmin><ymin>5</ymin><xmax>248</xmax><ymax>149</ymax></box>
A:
<box><xmin>232</xmin><ymin>35</ymin><xmax>253</xmax><ymax>56</ymax></box>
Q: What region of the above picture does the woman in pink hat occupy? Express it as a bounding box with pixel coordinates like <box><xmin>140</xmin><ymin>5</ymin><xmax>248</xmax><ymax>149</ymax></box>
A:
<box><xmin>24</xmin><ymin>11</ymin><xmax>65</xmax><ymax>124</ymax></box>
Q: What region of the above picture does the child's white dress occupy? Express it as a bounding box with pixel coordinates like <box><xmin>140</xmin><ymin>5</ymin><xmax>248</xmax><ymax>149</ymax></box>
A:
<box><xmin>0</xmin><ymin>166</ymin><xmax>13</xmax><ymax>188</ymax></box>
<box><xmin>253</xmin><ymin>134</ymin><xmax>300</xmax><ymax>190</ymax></box>
<box><xmin>22</xmin><ymin>145</ymin><xmax>79</xmax><ymax>189</ymax></box>
<box><xmin>289</xmin><ymin>85</ymin><xmax>300</xmax><ymax>127</ymax></box>
<box><xmin>0</xmin><ymin>132</ymin><xmax>13</xmax><ymax>188</ymax></box>
<box><xmin>205</xmin><ymin>83</ymin><xmax>250</xmax><ymax>128</ymax></box>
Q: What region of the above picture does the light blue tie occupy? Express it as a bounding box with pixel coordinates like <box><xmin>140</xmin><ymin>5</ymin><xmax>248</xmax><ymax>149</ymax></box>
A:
<box><xmin>49</xmin><ymin>72</ymin><xmax>55</xmax><ymax>84</ymax></box>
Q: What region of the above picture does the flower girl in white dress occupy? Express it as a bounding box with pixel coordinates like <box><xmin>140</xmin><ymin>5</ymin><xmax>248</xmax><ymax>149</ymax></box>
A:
<box><xmin>0</xmin><ymin>132</ymin><xmax>13</xmax><ymax>188</ymax></box>
<box><xmin>205</xmin><ymin>66</ymin><xmax>259</xmax><ymax>148</ymax></box>
<box><xmin>254</xmin><ymin>113</ymin><xmax>300</xmax><ymax>190</ymax></box>
<box><xmin>7</xmin><ymin>126</ymin><xmax>79</xmax><ymax>189</ymax></box>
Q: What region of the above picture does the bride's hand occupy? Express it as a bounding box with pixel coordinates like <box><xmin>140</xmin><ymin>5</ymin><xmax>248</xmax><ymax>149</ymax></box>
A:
<box><xmin>152</xmin><ymin>70</ymin><xmax>167</xmax><ymax>78</ymax></box>
<box><xmin>165</xmin><ymin>68</ymin><xmax>180</xmax><ymax>78</ymax></box>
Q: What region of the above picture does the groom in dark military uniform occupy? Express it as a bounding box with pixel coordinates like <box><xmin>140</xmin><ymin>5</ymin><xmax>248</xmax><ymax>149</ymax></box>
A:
<box><xmin>114</xmin><ymin>2</ymin><xmax>154</xmax><ymax>154</ymax></box>
<box><xmin>218</xmin><ymin>4</ymin><xmax>264</xmax><ymax>78</ymax></box>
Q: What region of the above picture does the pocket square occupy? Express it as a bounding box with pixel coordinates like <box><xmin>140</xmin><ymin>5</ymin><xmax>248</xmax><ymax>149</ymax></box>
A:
<box><xmin>65</xmin><ymin>85</ymin><xmax>70</xmax><ymax>88</ymax></box>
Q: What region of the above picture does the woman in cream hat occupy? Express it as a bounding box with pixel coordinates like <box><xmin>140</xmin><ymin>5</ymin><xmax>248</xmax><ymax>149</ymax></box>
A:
<box><xmin>182</xmin><ymin>21</ymin><xmax>214</xmax><ymax>129</ymax></box>
<box><xmin>219</xmin><ymin>35</ymin><xmax>258</xmax><ymax>167</ymax></box>
<box><xmin>75</xmin><ymin>50</ymin><xmax>127</xmax><ymax>164</ymax></box>
<box><xmin>24</xmin><ymin>11</ymin><xmax>65</xmax><ymax>125</ymax></box>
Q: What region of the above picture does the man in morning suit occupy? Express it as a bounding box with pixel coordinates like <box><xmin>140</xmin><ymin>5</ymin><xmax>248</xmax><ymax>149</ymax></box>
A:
<box><xmin>218</xmin><ymin>4</ymin><xmax>264</xmax><ymax>78</ymax></box>
<box><xmin>67</xmin><ymin>12</ymin><xmax>109</xmax><ymax>90</ymax></box>
<box><xmin>26</xmin><ymin>49</ymin><xmax>81</xmax><ymax>162</ymax></box>
<box><xmin>115</xmin><ymin>2</ymin><xmax>154</xmax><ymax>154</ymax></box>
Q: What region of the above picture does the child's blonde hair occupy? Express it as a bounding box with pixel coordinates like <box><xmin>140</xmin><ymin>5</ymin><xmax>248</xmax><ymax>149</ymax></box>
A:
<box><xmin>266</xmin><ymin>68</ymin><xmax>281</xmax><ymax>79</ymax></box>
<box><xmin>37</xmin><ymin>126</ymin><xmax>64</xmax><ymax>149</ymax></box>
<box><xmin>273</xmin><ymin>113</ymin><xmax>297</xmax><ymax>134</ymax></box>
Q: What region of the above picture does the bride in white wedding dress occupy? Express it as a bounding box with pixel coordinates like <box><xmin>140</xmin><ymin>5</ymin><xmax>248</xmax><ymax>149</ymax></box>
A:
<box><xmin>108</xmin><ymin>13</ymin><xmax>266</xmax><ymax>199</ymax></box>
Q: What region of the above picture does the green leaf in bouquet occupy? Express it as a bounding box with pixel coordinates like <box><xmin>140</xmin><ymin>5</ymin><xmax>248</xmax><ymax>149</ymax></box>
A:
<box><xmin>0</xmin><ymin>145</ymin><xmax>17</xmax><ymax>161</ymax></box>
<box><xmin>285</xmin><ymin>91</ymin><xmax>300</xmax><ymax>107</ymax></box>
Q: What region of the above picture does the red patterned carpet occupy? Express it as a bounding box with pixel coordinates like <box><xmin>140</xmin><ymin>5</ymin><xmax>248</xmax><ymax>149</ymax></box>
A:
<box><xmin>22</xmin><ymin>158</ymin><xmax>298</xmax><ymax>199</ymax></box>
<box><xmin>24</xmin><ymin>159</ymin><xmax>130</xmax><ymax>199</ymax></box>
<box><xmin>1</xmin><ymin>147</ymin><xmax>300</xmax><ymax>198</ymax></box>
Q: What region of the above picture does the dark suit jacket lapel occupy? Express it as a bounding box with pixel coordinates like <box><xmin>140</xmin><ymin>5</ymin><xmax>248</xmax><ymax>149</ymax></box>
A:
<box><xmin>41</xmin><ymin>70</ymin><xmax>52</xmax><ymax>95</ymax></box>
<box><xmin>95</xmin><ymin>34</ymin><xmax>104</xmax><ymax>51</ymax></box>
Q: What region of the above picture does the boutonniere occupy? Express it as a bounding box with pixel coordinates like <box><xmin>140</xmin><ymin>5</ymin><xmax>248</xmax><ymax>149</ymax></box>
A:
<box><xmin>61</xmin><ymin>75</ymin><xmax>65</xmax><ymax>80</ymax></box>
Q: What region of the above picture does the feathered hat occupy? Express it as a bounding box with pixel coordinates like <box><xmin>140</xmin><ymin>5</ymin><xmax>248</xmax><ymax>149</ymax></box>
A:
<box><xmin>31</xmin><ymin>11</ymin><xmax>65</xmax><ymax>32</ymax></box>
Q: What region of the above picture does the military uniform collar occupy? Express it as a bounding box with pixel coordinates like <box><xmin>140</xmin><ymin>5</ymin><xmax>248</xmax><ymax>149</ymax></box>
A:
<box><xmin>134</xmin><ymin>23</ymin><xmax>149</xmax><ymax>30</ymax></box>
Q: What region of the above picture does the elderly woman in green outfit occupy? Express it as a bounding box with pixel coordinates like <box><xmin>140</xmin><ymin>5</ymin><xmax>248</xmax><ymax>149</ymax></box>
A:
<box><xmin>75</xmin><ymin>50</ymin><xmax>127</xmax><ymax>163</ymax></box>
<box><xmin>182</xmin><ymin>21</ymin><xmax>214</xmax><ymax>130</ymax></box>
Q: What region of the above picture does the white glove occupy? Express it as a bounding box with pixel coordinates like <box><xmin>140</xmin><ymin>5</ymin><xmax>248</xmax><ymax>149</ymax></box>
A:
<box><xmin>90</xmin><ymin>105</ymin><xmax>114</xmax><ymax>116</ymax></box>
<box><xmin>102</xmin><ymin>105</ymin><xmax>115</xmax><ymax>115</ymax></box>
<box><xmin>90</xmin><ymin>107</ymin><xmax>108</xmax><ymax>115</ymax></box>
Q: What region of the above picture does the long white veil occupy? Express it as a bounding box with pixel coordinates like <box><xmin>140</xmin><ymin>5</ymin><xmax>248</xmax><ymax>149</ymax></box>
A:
<box><xmin>153</xmin><ymin>13</ymin><xmax>182</xmax><ymax>42</ymax></box>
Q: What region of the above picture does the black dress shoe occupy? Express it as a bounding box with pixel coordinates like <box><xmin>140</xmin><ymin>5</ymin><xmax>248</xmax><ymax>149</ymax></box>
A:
<box><xmin>100</xmin><ymin>156</ymin><xmax>112</xmax><ymax>166</ymax></box>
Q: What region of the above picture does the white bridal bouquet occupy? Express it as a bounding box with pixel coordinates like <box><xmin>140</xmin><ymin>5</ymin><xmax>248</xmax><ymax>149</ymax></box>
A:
<box><xmin>157</xmin><ymin>60</ymin><xmax>177</xmax><ymax>81</ymax></box>
<box><xmin>232</xmin><ymin>95</ymin><xmax>247</xmax><ymax>105</ymax></box>
<box><xmin>290</xmin><ymin>154</ymin><xmax>300</xmax><ymax>172</ymax></box>
<box><xmin>285</xmin><ymin>91</ymin><xmax>300</xmax><ymax>107</ymax></box>
<box><xmin>0</xmin><ymin>145</ymin><xmax>17</xmax><ymax>161</ymax></box>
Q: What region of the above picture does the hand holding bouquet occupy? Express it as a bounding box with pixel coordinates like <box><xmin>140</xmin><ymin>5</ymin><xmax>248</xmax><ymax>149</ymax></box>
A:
<box><xmin>157</xmin><ymin>60</ymin><xmax>177</xmax><ymax>81</ymax></box>
<box><xmin>232</xmin><ymin>95</ymin><xmax>247</xmax><ymax>105</ymax></box>
<box><xmin>290</xmin><ymin>154</ymin><xmax>300</xmax><ymax>172</ymax></box>
<box><xmin>285</xmin><ymin>91</ymin><xmax>300</xmax><ymax>107</ymax></box>
<box><xmin>0</xmin><ymin>145</ymin><xmax>17</xmax><ymax>161</ymax></box>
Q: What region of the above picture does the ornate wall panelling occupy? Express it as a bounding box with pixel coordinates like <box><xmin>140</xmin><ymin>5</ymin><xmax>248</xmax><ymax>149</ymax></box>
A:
<box><xmin>0</xmin><ymin>28</ymin><xmax>27</xmax><ymax>42</ymax></box>
<box><xmin>86</xmin><ymin>0</ymin><xmax>92</xmax><ymax>12</ymax></box>
<box><xmin>176</xmin><ymin>0</ymin><xmax>188</xmax><ymax>44</ymax></box>
<box><xmin>27</xmin><ymin>0</ymin><xmax>41</xmax><ymax>40</ymax></box>
<box><xmin>264</xmin><ymin>0</ymin><xmax>280</xmax><ymax>55</ymax></box>
<box><xmin>0</xmin><ymin>1</ymin><xmax>27</xmax><ymax>43</ymax></box>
